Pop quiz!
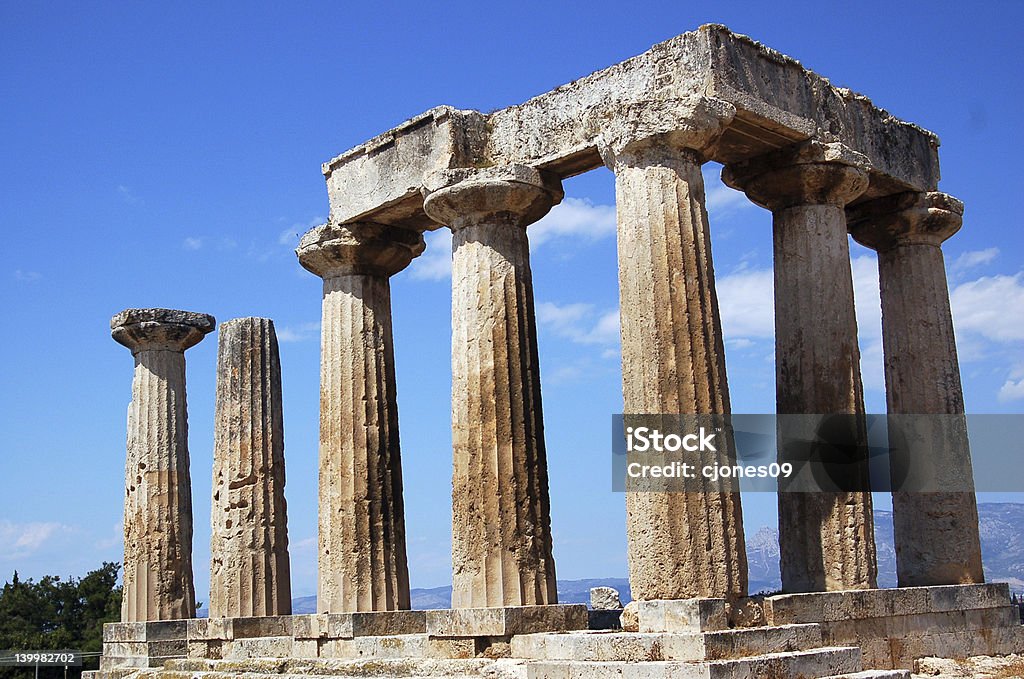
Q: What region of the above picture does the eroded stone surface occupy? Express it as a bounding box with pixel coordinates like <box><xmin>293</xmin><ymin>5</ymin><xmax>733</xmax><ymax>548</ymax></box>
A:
<box><xmin>209</xmin><ymin>317</ymin><xmax>291</xmax><ymax>618</ymax></box>
<box><xmin>724</xmin><ymin>142</ymin><xmax>876</xmax><ymax>594</ymax></box>
<box><xmin>297</xmin><ymin>222</ymin><xmax>423</xmax><ymax>613</ymax></box>
<box><xmin>112</xmin><ymin>308</ymin><xmax>214</xmax><ymax>622</ymax></box>
<box><xmin>590</xmin><ymin>587</ymin><xmax>622</xmax><ymax>611</ymax></box>
<box><xmin>321</xmin><ymin>26</ymin><xmax>940</xmax><ymax>230</ymax></box>
<box><xmin>610</xmin><ymin>133</ymin><xmax>747</xmax><ymax>603</ymax></box>
<box><xmin>423</xmin><ymin>167</ymin><xmax>561</xmax><ymax>609</ymax></box>
<box><xmin>848</xmin><ymin>193</ymin><xmax>983</xmax><ymax>588</ymax></box>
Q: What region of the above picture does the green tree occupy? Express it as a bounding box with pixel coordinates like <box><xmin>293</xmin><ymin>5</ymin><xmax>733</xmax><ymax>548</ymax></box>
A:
<box><xmin>0</xmin><ymin>564</ymin><xmax>122</xmax><ymax>679</ymax></box>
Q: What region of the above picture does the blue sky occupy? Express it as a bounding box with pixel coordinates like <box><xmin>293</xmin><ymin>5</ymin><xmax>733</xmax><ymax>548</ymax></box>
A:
<box><xmin>2</xmin><ymin>2</ymin><xmax>1022</xmax><ymax>601</ymax></box>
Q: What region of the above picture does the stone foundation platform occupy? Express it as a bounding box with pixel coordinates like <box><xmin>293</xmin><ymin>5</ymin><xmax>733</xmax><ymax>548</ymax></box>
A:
<box><xmin>761</xmin><ymin>583</ymin><xmax>1024</xmax><ymax>670</ymax></box>
<box><xmin>85</xmin><ymin>586</ymin><xmax>1023</xmax><ymax>679</ymax></box>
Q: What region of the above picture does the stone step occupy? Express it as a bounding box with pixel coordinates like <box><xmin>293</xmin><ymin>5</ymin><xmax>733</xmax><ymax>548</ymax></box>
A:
<box><xmin>511</xmin><ymin>623</ymin><xmax>824</xmax><ymax>662</ymax></box>
<box><xmin>157</xmin><ymin>656</ymin><xmax>505</xmax><ymax>677</ymax></box>
<box><xmin>524</xmin><ymin>646</ymin><xmax>862</xmax><ymax>679</ymax></box>
<box><xmin>821</xmin><ymin>672</ymin><xmax>911</xmax><ymax>679</ymax></box>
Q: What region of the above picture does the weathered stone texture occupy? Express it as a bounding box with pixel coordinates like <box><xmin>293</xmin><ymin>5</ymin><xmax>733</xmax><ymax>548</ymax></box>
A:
<box><xmin>112</xmin><ymin>308</ymin><xmax>214</xmax><ymax>622</ymax></box>
<box><xmin>723</xmin><ymin>142</ymin><xmax>876</xmax><ymax>593</ymax></box>
<box><xmin>422</xmin><ymin>166</ymin><xmax>560</xmax><ymax>609</ymax></box>
<box><xmin>849</xmin><ymin>192</ymin><xmax>983</xmax><ymax>588</ymax></box>
<box><xmin>322</xmin><ymin>26</ymin><xmax>939</xmax><ymax>229</ymax></box>
<box><xmin>209</xmin><ymin>317</ymin><xmax>291</xmax><ymax>618</ymax></box>
<box><xmin>607</xmin><ymin>121</ymin><xmax>747</xmax><ymax>602</ymax></box>
<box><xmin>297</xmin><ymin>222</ymin><xmax>424</xmax><ymax>613</ymax></box>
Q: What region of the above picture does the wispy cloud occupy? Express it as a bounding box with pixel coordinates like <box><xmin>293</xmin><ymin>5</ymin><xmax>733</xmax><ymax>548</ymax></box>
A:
<box><xmin>117</xmin><ymin>185</ymin><xmax>142</xmax><ymax>205</ymax></box>
<box><xmin>951</xmin><ymin>272</ymin><xmax>1024</xmax><ymax>343</ymax></box>
<box><xmin>529</xmin><ymin>197</ymin><xmax>616</xmax><ymax>248</ymax></box>
<box><xmin>716</xmin><ymin>267</ymin><xmax>774</xmax><ymax>340</ymax></box>
<box><xmin>276</xmin><ymin>321</ymin><xmax>320</xmax><ymax>343</ymax></box>
<box><xmin>703</xmin><ymin>166</ymin><xmax>757</xmax><ymax>216</ymax></box>
<box><xmin>536</xmin><ymin>302</ymin><xmax>619</xmax><ymax>346</ymax></box>
<box><xmin>183</xmin><ymin>237</ymin><xmax>204</xmax><ymax>251</ymax></box>
<box><xmin>0</xmin><ymin>520</ymin><xmax>71</xmax><ymax>558</ymax></box>
<box><xmin>279</xmin><ymin>217</ymin><xmax>324</xmax><ymax>248</ymax></box>
<box><xmin>953</xmin><ymin>247</ymin><xmax>999</xmax><ymax>272</ymax></box>
<box><xmin>410</xmin><ymin>199</ymin><xmax>617</xmax><ymax>282</ymax></box>
<box><xmin>14</xmin><ymin>270</ymin><xmax>41</xmax><ymax>282</ymax></box>
<box><xmin>409</xmin><ymin>229</ymin><xmax>452</xmax><ymax>282</ymax></box>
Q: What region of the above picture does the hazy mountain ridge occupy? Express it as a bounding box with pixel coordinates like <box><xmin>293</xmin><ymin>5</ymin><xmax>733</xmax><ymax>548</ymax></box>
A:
<box><xmin>285</xmin><ymin>503</ymin><xmax>1023</xmax><ymax>613</ymax></box>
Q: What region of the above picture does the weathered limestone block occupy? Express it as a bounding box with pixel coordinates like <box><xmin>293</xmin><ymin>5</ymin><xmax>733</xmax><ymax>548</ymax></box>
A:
<box><xmin>111</xmin><ymin>308</ymin><xmax>215</xmax><ymax>622</ymax></box>
<box><xmin>322</xmin><ymin>26</ymin><xmax>940</xmax><ymax>228</ymax></box>
<box><xmin>600</xmin><ymin>98</ymin><xmax>748</xmax><ymax>603</ymax></box>
<box><xmin>296</xmin><ymin>222</ymin><xmax>424</xmax><ymax>613</ymax></box>
<box><xmin>209</xmin><ymin>317</ymin><xmax>291</xmax><ymax>618</ymax></box>
<box><xmin>426</xmin><ymin>604</ymin><xmax>588</xmax><ymax>637</ymax></box>
<box><xmin>848</xmin><ymin>192</ymin><xmax>984</xmax><ymax>588</ymax></box>
<box><xmin>590</xmin><ymin>587</ymin><xmax>622</xmax><ymax>611</ymax></box>
<box><xmin>723</xmin><ymin>140</ymin><xmax>877</xmax><ymax>593</ymax></box>
<box><xmin>422</xmin><ymin>165</ymin><xmax>561</xmax><ymax>609</ymax></box>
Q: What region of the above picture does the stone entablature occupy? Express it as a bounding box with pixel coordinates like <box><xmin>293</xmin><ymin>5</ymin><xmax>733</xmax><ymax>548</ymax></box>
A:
<box><xmin>321</xmin><ymin>25</ymin><xmax>939</xmax><ymax>231</ymax></box>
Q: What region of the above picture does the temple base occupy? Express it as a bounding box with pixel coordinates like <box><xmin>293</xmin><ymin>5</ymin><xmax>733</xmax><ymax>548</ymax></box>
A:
<box><xmin>84</xmin><ymin>589</ymin><xmax>1023</xmax><ymax>679</ymax></box>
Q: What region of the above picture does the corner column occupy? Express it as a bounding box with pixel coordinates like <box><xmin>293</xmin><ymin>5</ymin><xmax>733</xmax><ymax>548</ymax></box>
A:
<box><xmin>724</xmin><ymin>141</ymin><xmax>878</xmax><ymax>593</ymax></box>
<box><xmin>111</xmin><ymin>307</ymin><xmax>215</xmax><ymax>621</ymax></box>
<box><xmin>848</xmin><ymin>191</ymin><xmax>984</xmax><ymax>586</ymax></box>
<box><xmin>599</xmin><ymin>97</ymin><xmax>748</xmax><ymax>601</ymax></box>
<box><xmin>422</xmin><ymin>165</ymin><xmax>561</xmax><ymax>609</ymax></box>
<box><xmin>297</xmin><ymin>222</ymin><xmax>424</xmax><ymax>613</ymax></box>
<box><xmin>209</xmin><ymin>317</ymin><xmax>292</xmax><ymax>617</ymax></box>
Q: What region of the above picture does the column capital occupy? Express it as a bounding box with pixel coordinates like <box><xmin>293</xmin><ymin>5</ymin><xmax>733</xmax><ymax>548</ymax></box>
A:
<box><xmin>595</xmin><ymin>96</ymin><xmax>736</xmax><ymax>168</ymax></box>
<box><xmin>296</xmin><ymin>221</ymin><xmax>424</xmax><ymax>279</ymax></box>
<box><xmin>421</xmin><ymin>164</ymin><xmax>563</xmax><ymax>232</ymax></box>
<box><xmin>111</xmin><ymin>308</ymin><xmax>215</xmax><ymax>354</ymax></box>
<box><xmin>722</xmin><ymin>140</ymin><xmax>870</xmax><ymax>211</ymax></box>
<box><xmin>848</xmin><ymin>191</ymin><xmax>963</xmax><ymax>251</ymax></box>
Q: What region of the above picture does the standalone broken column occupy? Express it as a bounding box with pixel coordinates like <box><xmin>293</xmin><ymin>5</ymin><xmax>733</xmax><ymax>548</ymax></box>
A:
<box><xmin>598</xmin><ymin>98</ymin><xmax>748</xmax><ymax>602</ymax></box>
<box><xmin>111</xmin><ymin>308</ymin><xmax>214</xmax><ymax>621</ymax></box>
<box><xmin>422</xmin><ymin>165</ymin><xmax>560</xmax><ymax>609</ymax></box>
<box><xmin>297</xmin><ymin>222</ymin><xmax>423</xmax><ymax>613</ymax></box>
<box><xmin>848</xmin><ymin>191</ymin><xmax>984</xmax><ymax>587</ymax></box>
<box><xmin>724</xmin><ymin>141</ymin><xmax>877</xmax><ymax>593</ymax></box>
<box><xmin>209</xmin><ymin>317</ymin><xmax>292</xmax><ymax>618</ymax></box>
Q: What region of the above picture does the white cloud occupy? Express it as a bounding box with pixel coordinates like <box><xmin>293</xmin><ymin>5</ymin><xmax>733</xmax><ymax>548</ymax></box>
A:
<box><xmin>117</xmin><ymin>185</ymin><xmax>142</xmax><ymax>204</ymax></box>
<box><xmin>529</xmin><ymin>197</ymin><xmax>616</xmax><ymax>248</ymax></box>
<box><xmin>998</xmin><ymin>378</ymin><xmax>1024</xmax><ymax>402</ymax></box>
<box><xmin>716</xmin><ymin>268</ymin><xmax>774</xmax><ymax>340</ymax></box>
<box><xmin>953</xmin><ymin>247</ymin><xmax>999</xmax><ymax>272</ymax></box>
<box><xmin>279</xmin><ymin>217</ymin><xmax>324</xmax><ymax>247</ymax></box>
<box><xmin>276</xmin><ymin>321</ymin><xmax>320</xmax><ymax>343</ymax></box>
<box><xmin>409</xmin><ymin>229</ymin><xmax>452</xmax><ymax>281</ymax></box>
<box><xmin>183</xmin><ymin>237</ymin><xmax>204</xmax><ymax>251</ymax></box>
<box><xmin>0</xmin><ymin>520</ymin><xmax>70</xmax><ymax>558</ymax></box>
<box><xmin>14</xmin><ymin>270</ymin><xmax>41</xmax><ymax>282</ymax></box>
<box><xmin>951</xmin><ymin>273</ymin><xmax>1024</xmax><ymax>343</ymax></box>
<box><xmin>536</xmin><ymin>302</ymin><xmax>619</xmax><ymax>346</ymax></box>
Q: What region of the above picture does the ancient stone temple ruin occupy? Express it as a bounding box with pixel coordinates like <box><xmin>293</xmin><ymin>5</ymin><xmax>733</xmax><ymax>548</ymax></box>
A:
<box><xmin>90</xmin><ymin>25</ymin><xmax>1023</xmax><ymax>679</ymax></box>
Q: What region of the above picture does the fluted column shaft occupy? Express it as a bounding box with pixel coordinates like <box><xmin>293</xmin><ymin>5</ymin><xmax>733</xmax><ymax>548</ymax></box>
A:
<box><xmin>607</xmin><ymin>137</ymin><xmax>747</xmax><ymax>601</ymax></box>
<box><xmin>297</xmin><ymin>222</ymin><xmax>422</xmax><ymax>613</ymax></box>
<box><xmin>724</xmin><ymin>141</ymin><xmax>877</xmax><ymax>593</ymax></box>
<box><xmin>112</xmin><ymin>308</ymin><xmax>214</xmax><ymax>622</ymax></box>
<box><xmin>423</xmin><ymin>166</ymin><xmax>561</xmax><ymax>609</ymax></box>
<box><xmin>209</xmin><ymin>317</ymin><xmax>291</xmax><ymax>618</ymax></box>
<box><xmin>849</xmin><ymin>192</ymin><xmax>984</xmax><ymax>586</ymax></box>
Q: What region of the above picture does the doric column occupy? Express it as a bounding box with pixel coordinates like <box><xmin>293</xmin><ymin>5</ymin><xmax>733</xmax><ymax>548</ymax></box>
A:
<box><xmin>422</xmin><ymin>165</ymin><xmax>561</xmax><ymax>609</ymax></box>
<box><xmin>723</xmin><ymin>141</ymin><xmax>878</xmax><ymax>593</ymax></box>
<box><xmin>598</xmin><ymin>97</ymin><xmax>748</xmax><ymax>602</ymax></box>
<box><xmin>848</xmin><ymin>191</ymin><xmax>984</xmax><ymax>587</ymax></box>
<box><xmin>209</xmin><ymin>317</ymin><xmax>291</xmax><ymax>618</ymax></box>
<box><xmin>296</xmin><ymin>222</ymin><xmax>424</xmax><ymax>613</ymax></box>
<box><xmin>111</xmin><ymin>308</ymin><xmax>214</xmax><ymax>622</ymax></box>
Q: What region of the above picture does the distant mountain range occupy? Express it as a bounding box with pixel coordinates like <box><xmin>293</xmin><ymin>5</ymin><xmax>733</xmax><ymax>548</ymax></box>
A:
<box><xmin>248</xmin><ymin>502</ymin><xmax>1024</xmax><ymax>615</ymax></box>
